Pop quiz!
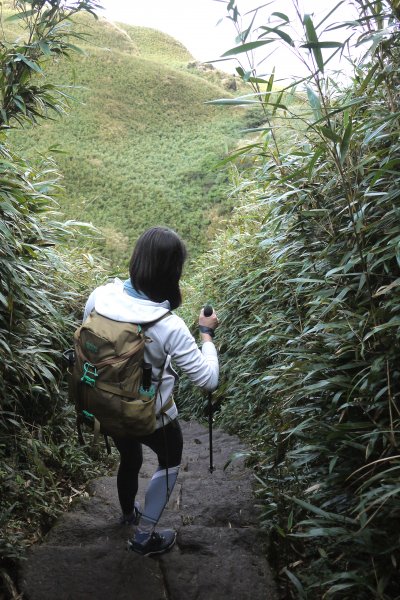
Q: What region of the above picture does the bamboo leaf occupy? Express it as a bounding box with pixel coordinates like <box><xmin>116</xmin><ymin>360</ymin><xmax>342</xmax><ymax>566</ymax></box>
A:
<box><xmin>266</xmin><ymin>70</ymin><xmax>275</xmax><ymax>94</ymax></box>
<box><xmin>307</xmin><ymin>147</ymin><xmax>324</xmax><ymax>178</ymax></box>
<box><xmin>241</xmin><ymin>9</ymin><xmax>257</xmax><ymax>44</ymax></box>
<box><xmin>271</xmin><ymin>12</ymin><xmax>289</xmax><ymax>23</ymax></box>
<box><xmin>373</xmin><ymin>278</ymin><xmax>400</xmax><ymax>297</ymax></box>
<box><xmin>359</xmin><ymin>62</ymin><xmax>379</xmax><ymax>93</ymax></box>
<box><xmin>16</xmin><ymin>54</ymin><xmax>43</xmax><ymax>74</ymax></box>
<box><xmin>0</xmin><ymin>291</ymin><xmax>8</xmax><ymax>307</ymax></box>
<box><xmin>5</xmin><ymin>9</ymin><xmax>35</xmax><ymax>21</ymax></box>
<box><xmin>363</xmin><ymin>318</ymin><xmax>400</xmax><ymax>341</ymax></box>
<box><xmin>282</xmin><ymin>568</ymin><xmax>306</xmax><ymax>598</ymax></box>
<box><xmin>303</xmin><ymin>14</ymin><xmax>324</xmax><ymax>72</ymax></box>
<box><xmin>306</xmin><ymin>85</ymin><xmax>323</xmax><ymax>121</ymax></box>
<box><xmin>326</xmin><ymin>583</ymin><xmax>357</xmax><ymax>594</ymax></box>
<box><xmin>300</xmin><ymin>41</ymin><xmax>343</xmax><ymax>49</ymax></box>
<box><xmin>38</xmin><ymin>40</ymin><xmax>51</xmax><ymax>56</ymax></box>
<box><xmin>319</xmin><ymin>126</ymin><xmax>341</xmax><ymax>144</ymax></box>
<box><xmin>259</xmin><ymin>26</ymin><xmax>295</xmax><ymax>47</ymax></box>
<box><xmin>271</xmin><ymin>89</ymin><xmax>285</xmax><ymax>116</ymax></box>
<box><xmin>221</xmin><ymin>39</ymin><xmax>275</xmax><ymax>57</ymax></box>
<box><xmin>215</xmin><ymin>143</ymin><xmax>263</xmax><ymax>167</ymax></box>
<box><xmin>340</xmin><ymin>118</ymin><xmax>353</xmax><ymax>163</ymax></box>
<box><xmin>249</xmin><ymin>76</ymin><xmax>271</xmax><ymax>84</ymax></box>
<box><xmin>290</xmin><ymin>497</ymin><xmax>357</xmax><ymax>524</ymax></box>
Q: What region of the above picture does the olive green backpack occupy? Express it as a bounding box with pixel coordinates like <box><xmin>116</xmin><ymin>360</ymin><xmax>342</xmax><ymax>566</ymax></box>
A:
<box><xmin>68</xmin><ymin>310</ymin><xmax>172</xmax><ymax>448</ymax></box>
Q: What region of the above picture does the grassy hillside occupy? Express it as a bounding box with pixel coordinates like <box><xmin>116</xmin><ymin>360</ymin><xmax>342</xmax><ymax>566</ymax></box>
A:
<box><xmin>7</xmin><ymin>13</ymin><xmax>252</xmax><ymax>269</ymax></box>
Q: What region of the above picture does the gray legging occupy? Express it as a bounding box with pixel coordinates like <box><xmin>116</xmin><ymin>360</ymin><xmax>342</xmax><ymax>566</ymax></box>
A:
<box><xmin>113</xmin><ymin>419</ymin><xmax>183</xmax><ymax>526</ymax></box>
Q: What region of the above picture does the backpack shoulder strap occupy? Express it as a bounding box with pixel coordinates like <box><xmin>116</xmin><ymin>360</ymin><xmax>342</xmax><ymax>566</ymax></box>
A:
<box><xmin>142</xmin><ymin>311</ymin><xmax>172</xmax><ymax>331</ymax></box>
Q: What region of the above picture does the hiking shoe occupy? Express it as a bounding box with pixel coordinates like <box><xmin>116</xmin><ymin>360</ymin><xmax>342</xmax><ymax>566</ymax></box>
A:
<box><xmin>120</xmin><ymin>501</ymin><xmax>141</xmax><ymax>526</ymax></box>
<box><xmin>127</xmin><ymin>529</ymin><xmax>177</xmax><ymax>556</ymax></box>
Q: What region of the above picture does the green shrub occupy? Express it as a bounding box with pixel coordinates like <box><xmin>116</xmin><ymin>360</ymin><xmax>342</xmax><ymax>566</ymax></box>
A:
<box><xmin>0</xmin><ymin>3</ymin><xmax>114</xmax><ymax>595</ymax></box>
<box><xmin>182</xmin><ymin>2</ymin><xmax>400</xmax><ymax>597</ymax></box>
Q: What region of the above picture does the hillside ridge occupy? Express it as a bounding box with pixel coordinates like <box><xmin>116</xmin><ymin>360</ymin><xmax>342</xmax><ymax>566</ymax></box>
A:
<box><xmin>6</xmin><ymin>11</ymin><xmax>250</xmax><ymax>268</ymax></box>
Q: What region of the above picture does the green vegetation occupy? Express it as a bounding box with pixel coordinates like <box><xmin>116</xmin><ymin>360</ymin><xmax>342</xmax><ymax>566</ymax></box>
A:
<box><xmin>4</xmin><ymin>1</ymin><xmax>400</xmax><ymax>598</ymax></box>
<box><xmin>180</xmin><ymin>1</ymin><xmax>400</xmax><ymax>597</ymax></box>
<box><xmin>0</xmin><ymin>3</ymin><xmax>114</xmax><ymax>597</ymax></box>
<box><xmin>7</xmin><ymin>12</ymin><xmax>254</xmax><ymax>269</ymax></box>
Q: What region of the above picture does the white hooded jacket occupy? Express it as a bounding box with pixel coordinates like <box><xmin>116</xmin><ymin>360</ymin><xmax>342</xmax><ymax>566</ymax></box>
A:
<box><xmin>83</xmin><ymin>279</ymin><xmax>219</xmax><ymax>428</ymax></box>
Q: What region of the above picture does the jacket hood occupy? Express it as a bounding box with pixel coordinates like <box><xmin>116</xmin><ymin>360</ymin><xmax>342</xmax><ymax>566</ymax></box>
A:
<box><xmin>94</xmin><ymin>279</ymin><xmax>170</xmax><ymax>323</ymax></box>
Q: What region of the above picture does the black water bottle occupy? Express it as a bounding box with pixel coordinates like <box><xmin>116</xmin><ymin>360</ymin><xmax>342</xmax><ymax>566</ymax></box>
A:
<box><xmin>142</xmin><ymin>362</ymin><xmax>152</xmax><ymax>391</ymax></box>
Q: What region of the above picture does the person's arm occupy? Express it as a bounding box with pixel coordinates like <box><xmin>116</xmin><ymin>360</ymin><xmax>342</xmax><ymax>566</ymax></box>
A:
<box><xmin>82</xmin><ymin>288</ymin><xmax>97</xmax><ymax>322</ymax></box>
<box><xmin>161</xmin><ymin>312</ymin><xmax>219</xmax><ymax>391</ymax></box>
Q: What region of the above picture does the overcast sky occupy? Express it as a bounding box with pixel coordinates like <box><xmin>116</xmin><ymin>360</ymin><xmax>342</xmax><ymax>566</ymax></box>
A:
<box><xmin>97</xmin><ymin>1</ymin><xmax>358</xmax><ymax>79</ymax></box>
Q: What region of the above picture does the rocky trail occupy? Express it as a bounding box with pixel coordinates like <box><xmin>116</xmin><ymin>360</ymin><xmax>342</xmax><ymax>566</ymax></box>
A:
<box><xmin>20</xmin><ymin>421</ymin><xmax>278</xmax><ymax>600</ymax></box>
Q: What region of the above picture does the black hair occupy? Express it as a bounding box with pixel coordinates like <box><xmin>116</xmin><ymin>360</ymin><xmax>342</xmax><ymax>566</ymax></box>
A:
<box><xmin>129</xmin><ymin>226</ymin><xmax>187</xmax><ymax>310</ymax></box>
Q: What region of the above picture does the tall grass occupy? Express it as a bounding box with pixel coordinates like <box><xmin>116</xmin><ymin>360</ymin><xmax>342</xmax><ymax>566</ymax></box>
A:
<box><xmin>0</xmin><ymin>3</ymin><xmax>114</xmax><ymax>597</ymax></box>
<box><xmin>182</xmin><ymin>1</ymin><xmax>400</xmax><ymax>597</ymax></box>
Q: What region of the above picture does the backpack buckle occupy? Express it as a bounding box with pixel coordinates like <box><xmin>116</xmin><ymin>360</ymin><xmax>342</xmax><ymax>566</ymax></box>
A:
<box><xmin>81</xmin><ymin>362</ymin><xmax>98</xmax><ymax>387</ymax></box>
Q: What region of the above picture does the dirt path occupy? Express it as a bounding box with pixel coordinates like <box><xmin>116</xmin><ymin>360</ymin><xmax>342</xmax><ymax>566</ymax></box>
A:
<box><xmin>19</xmin><ymin>421</ymin><xmax>278</xmax><ymax>600</ymax></box>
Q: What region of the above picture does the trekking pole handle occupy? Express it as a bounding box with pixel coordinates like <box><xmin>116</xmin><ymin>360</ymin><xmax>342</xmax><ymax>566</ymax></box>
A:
<box><xmin>200</xmin><ymin>304</ymin><xmax>215</xmax><ymax>339</ymax></box>
<box><xmin>203</xmin><ymin>304</ymin><xmax>213</xmax><ymax>317</ymax></box>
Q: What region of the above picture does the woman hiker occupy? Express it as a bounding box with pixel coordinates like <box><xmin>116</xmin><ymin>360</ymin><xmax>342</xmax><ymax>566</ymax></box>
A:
<box><xmin>82</xmin><ymin>226</ymin><xmax>219</xmax><ymax>556</ymax></box>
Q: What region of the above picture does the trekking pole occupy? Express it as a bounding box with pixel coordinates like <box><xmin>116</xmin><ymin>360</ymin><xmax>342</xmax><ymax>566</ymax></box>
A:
<box><xmin>207</xmin><ymin>389</ymin><xmax>214</xmax><ymax>474</ymax></box>
<box><xmin>203</xmin><ymin>304</ymin><xmax>215</xmax><ymax>474</ymax></box>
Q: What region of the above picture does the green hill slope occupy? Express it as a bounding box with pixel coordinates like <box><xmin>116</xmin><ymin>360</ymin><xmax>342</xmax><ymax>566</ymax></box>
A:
<box><xmin>7</xmin><ymin>14</ymin><xmax>249</xmax><ymax>268</ymax></box>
